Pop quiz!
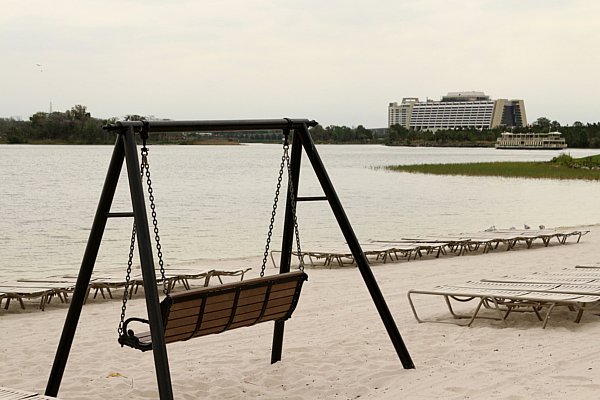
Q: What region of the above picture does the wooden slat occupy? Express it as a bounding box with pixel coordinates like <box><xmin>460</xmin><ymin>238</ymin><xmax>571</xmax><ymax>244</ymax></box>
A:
<box><xmin>168</xmin><ymin>304</ymin><xmax>204</xmax><ymax>320</ymax></box>
<box><xmin>237</xmin><ymin>292</ymin><xmax>269</xmax><ymax>307</ymax></box>
<box><xmin>235</xmin><ymin>301</ymin><xmax>271</xmax><ymax>316</ymax></box>
<box><xmin>265</xmin><ymin>295</ymin><xmax>296</xmax><ymax>308</ymax></box>
<box><xmin>201</xmin><ymin>307</ymin><xmax>237</xmax><ymax>322</ymax></box>
<box><xmin>236</xmin><ymin>286</ymin><xmax>268</xmax><ymax>298</ymax></box>
<box><xmin>164</xmin><ymin>315</ymin><xmax>199</xmax><ymax>330</ymax></box>
<box><xmin>260</xmin><ymin>303</ymin><xmax>298</xmax><ymax>319</ymax></box>
<box><xmin>229</xmin><ymin>311</ymin><xmax>289</xmax><ymax>329</ymax></box>
<box><xmin>268</xmin><ymin>287</ymin><xmax>299</xmax><ymax>299</ymax></box>
<box><xmin>169</xmin><ymin>297</ymin><xmax>203</xmax><ymax>312</ymax></box>
<box><xmin>269</xmin><ymin>280</ymin><xmax>303</xmax><ymax>291</ymax></box>
<box><xmin>165</xmin><ymin>325</ymin><xmax>202</xmax><ymax>340</ymax></box>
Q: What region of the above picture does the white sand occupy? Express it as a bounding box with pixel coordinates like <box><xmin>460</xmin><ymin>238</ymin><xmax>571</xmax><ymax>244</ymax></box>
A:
<box><xmin>2</xmin><ymin>226</ymin><xmax>600</xmax><ymax>399</ymax></box>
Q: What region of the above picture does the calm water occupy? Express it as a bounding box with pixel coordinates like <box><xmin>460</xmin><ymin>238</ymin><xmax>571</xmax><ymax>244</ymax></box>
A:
<box><xmin>1</xmin><ymin>144</ymin><xmax>599</xmax><ymax>280</ymax></box>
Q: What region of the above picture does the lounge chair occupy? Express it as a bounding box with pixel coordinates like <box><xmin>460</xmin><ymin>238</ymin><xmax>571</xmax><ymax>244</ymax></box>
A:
<box><xmin>0</xmin><ymin>282</ymin><xmax>74</xmax><ymax>311</ymax></box>
<box><xmin>407</xmin><ymin>284</ymin><xmax>600</xmax><ymax>328</ymax></box>
<box><xmin>369</xmin><ymin>241</ymin><xmax>447</xmax><ymax>260</ymax></box>
<box><xmin>210</xmin><ymin>268</ymin><xmax>252</xmax><ymax>284</ymax></box>
<box><xmin>485</xmin><ymin>276</ymin><xmax>599</xmax><ymax>285</ymax></box>
<box><xmin>89</xmin><ymin>268</ymin><xmax>251</xmax><ymax>300</ymax></box>
<box><xmin>361</xmin><ymin>242</ymin><xmax>422</xmax><ymax>262</ymax></box>
<box><xmin>269</xmin><ymin>248</ymin><xmax>355</xmax><ymax>268</ymax></box>
<box><xmin>397</xmin><ymin>236</ymin><xmax>469</xmax><ymax>255</ymax></box>
<box><xmin>0</xmin><ymin>386</ymin><xmax>57</xmax><ymax>399</ymax></box>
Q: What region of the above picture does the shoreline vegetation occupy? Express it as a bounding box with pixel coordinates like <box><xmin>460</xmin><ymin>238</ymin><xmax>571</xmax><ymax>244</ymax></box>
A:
<box><xmin>2</xmin><ymin>105</ymin><xmax>600</xmax><ymax>147</ymax></box>
<box><xmin>385</xmin><ymin>154</ymin><xmax>600</xmax><ymax>180</ymax></box>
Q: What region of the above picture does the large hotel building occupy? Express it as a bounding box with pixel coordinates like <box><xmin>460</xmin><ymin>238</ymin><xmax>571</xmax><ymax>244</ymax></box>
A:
<box><xmin>388</xmin><ymin>92</ymin><xmax>527</xmax><ymax>131</ymax></box>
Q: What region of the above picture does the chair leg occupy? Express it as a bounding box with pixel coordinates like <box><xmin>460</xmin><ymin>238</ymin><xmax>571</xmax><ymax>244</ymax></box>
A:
<box><xmin>532</xmin><ymin>306</ymin><xmax>543</xmax><ymax>321</ymax></box>
<box><xmin>542</xmin><ymin>303</ymin><xmax>557</xmax><ymax>329</ymax></box>
<box><xmin>485</xmin><ymin>297</ymin><xmax>508</xmax><ymax>327</ymax></box>
<box><xmin>574</xmin><ymin>309</ymin><xmax>585</xmax><ymax>323</ymax></box>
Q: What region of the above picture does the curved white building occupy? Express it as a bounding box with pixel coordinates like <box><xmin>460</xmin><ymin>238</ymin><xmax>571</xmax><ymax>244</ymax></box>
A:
<box><xmin>388</xmin><ymin>92</ymin><xmax>527</xmax><ymax>131</ymax></box>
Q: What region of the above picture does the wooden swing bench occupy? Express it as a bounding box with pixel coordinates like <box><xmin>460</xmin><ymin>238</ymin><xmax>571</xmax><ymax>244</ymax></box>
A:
<box><xmin>119</xmin><ymin>271</ymin><xmax>308</xmax><ymax>351</ymax></box>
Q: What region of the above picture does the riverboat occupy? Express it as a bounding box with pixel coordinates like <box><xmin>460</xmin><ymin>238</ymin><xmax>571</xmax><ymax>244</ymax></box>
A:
<box><xmin>495</xmin><ymin>131</ymin><xmax>567</xmax><ymax>150</ymax></box>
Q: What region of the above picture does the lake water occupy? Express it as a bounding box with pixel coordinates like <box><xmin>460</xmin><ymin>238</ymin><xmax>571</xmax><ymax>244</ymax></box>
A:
<box><xmin>1</xmin><ymin>143</ymin><xmax>599</xmax><ymax>280</ymax></box>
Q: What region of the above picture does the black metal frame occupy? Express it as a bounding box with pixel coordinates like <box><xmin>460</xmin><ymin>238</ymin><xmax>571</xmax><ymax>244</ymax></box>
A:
<box><xmin>45</xmin><ymin>118</ymin><xmax>414</xmax><ymax>400</ymax></box>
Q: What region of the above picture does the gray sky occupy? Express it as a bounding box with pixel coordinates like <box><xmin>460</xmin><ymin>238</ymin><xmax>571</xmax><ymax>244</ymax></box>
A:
<box><xmin>2</xmin><ymin>0</ymin><xmax>598</xmax><ymax>127</ymax></box>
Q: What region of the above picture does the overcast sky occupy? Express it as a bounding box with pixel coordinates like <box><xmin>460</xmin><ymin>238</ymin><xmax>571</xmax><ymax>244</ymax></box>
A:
<box><xmin>2</xmin><ymin>0</ymin><xmax>599</xmax><ymax>127</ymax></box>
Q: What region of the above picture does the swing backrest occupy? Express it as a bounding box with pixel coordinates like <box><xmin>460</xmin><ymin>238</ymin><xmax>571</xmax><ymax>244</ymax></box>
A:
<box><xmin>126</xmin><ymin>271</ymin><xmax>308</xmax><ymax>349</ymax></box>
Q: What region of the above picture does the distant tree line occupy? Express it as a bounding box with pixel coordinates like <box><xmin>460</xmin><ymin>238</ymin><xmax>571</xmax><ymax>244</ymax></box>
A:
<box><xmin>208</xmin><ymin>125</ymin><xmax>377</xmax><ymax>144</ymax></box>
<box><xmin>212</xmin><ymin>130</ymin><xmax>282</xmax><ymax>143</ymax></box>
<box><xmin>0</xmin><ymin>107</ymin><xmax>378</xmax><ymax>145</ymax></box>
<box><xmin>386</xmin><ymin>125</ymin><xmax>501</xmax><ymax>147</ymax></box>
<box><xmin>0</xmin><ymin>105</ymin><xmax>113</xmax><ymax>144</ymax></box>
<box><xmin>386</xmin><ymin>117</ymin><xmax>600</xmax><ymax>148</ymax></box>
<box><xmin>308</xmin><ymin>124</ymin><xmax>374</xmax><ymax>143</ymax></box>
<box><xmin>2</xmin><ymin>106</ymin><xmax>599</xmax><ymax>148</ymax></box>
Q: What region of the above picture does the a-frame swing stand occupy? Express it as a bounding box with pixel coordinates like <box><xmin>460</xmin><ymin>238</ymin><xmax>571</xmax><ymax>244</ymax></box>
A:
<box><xmin>45</xmin><ymin>119</ymin><xmax>414</xmax><ymax>399</ymax></box>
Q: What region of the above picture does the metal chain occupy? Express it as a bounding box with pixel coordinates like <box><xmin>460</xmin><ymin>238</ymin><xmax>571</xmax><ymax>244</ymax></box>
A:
<box><xmin>118</xmin><ymin>223</ymin><xmax>137</xmax><ymax>337</ymax></box>
<box><xmin>260</xmin><ymin>143</ymin><xmax>287</xmax><ymax>277</ymax></box>
<box><xmin>141</xmin><ymin>147</ymin><xmax>169</xmax><ymax>295</ymax></box>
<box><xmin>118</xmin><ymin>145</ymin><xmax>169</xmax><ymax>337</ymax></box>
<box><xmin>118</xmin><ymin>152</ymin><xmax>147</xmax><ymax>337</ymax></box>
<box><xmin>284</xmin><ymin>147</ymin><xmax>304</xmax><ymax>271</ymax></box>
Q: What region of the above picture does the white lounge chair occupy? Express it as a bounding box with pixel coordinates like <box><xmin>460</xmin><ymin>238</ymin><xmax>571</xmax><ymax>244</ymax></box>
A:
<box><xmin>407</xmin><ymin>284</ymin><xmax>600</xmax><ymax>328</ymax></box>
<box><xmin>0</xmin><ymin>386</ymin><xmax>57</xmax><ymax>399</ymax></box>
<box><xmin>0</xmin><ymin>281</ymin><xmax>74</xmax><ymax>311</ymax></box>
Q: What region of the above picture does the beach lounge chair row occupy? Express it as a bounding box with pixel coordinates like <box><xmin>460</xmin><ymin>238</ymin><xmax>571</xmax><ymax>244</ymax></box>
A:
<box><xmin>0</xmin><ymin>386</ymin><xmax>56</xmax><ymax>399</ymax></box>
<box><xmin>0</xmin><ymin>281</ymin><xmax>74</xmax><ymax>311</ymax></box>
<box><xmin>283</xmin><ymin>228</ymin><xmax>589</xmax><ymax>268</ymax></box>
<box><xmin>408</xmin><ymin>268</ymin><xmax>600</xmax><ymax>329</ymax></box>
<box><xmin>398</xmin><ymin>228</ymin><xmax>589</xmax><ymax>256</ymax></box>
<box><xmin>87</xmin><ymin>267</ymin><xmax>251</xmax><ymax>300</ymax></box>
<box><xmin>0</xmin><ymin>268</ymin><xmax>251</xmax><ymax>311</ymax></box>
<box><xmin>270</xmin><ymin>242</ymin><xmax>448</xmax><ymax>269</ymax></box>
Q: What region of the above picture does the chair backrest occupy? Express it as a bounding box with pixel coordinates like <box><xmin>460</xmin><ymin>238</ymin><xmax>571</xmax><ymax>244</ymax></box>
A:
<box><xmin>161</xmin><ymin>271</ymin><xmax>308</xmax><ymax>343</ymax></box>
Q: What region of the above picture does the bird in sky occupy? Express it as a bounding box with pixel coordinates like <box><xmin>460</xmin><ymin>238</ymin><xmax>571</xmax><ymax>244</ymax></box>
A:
<box><xmin>36</xmin><ymin>63</ymin><xmax>43</xmax><ymax>72</ymax></box>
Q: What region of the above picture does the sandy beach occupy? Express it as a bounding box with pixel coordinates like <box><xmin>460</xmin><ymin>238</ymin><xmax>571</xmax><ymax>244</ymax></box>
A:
<box><xmin>1</xmin><ymin>225</ymin><xmax>600</xmax><ymax>399</ymax></box>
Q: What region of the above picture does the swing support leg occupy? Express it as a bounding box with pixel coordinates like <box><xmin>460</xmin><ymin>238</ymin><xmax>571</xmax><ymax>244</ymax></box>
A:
<box><xmin>275</xmin><ymin>123</ymin><xmax>415</xmax><ymax>370</ymax></box>
<box><xmin>271</xmin><ymin>128</ymin><xmax>303</xmax><ymax>364</ymax></box>
<box><xmin>45</xmin><ymin>129</ymin><xmax>174</xmax><ymax>399</ymax></box>
<box><xmin>46</xmin><ymin>136</ymin><xmax>127</xmax><ymax>397</ymax></box>
<box><xmin>122</xmin><ymin>127</ymin><xmax>174</xmax><ymax>399</ymax></box>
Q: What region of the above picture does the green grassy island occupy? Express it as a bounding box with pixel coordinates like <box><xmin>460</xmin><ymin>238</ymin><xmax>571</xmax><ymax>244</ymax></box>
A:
<box><xmin>386</xmin><ymin>154</ymin><xmax>600</xmax><ymax>180</ymax></box>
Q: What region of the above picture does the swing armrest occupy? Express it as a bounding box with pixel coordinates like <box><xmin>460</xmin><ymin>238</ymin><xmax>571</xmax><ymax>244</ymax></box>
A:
<box><xmin>118</xmin><ymin>317</ymin><xmax>153</xmax><ymax>352</ymax></box>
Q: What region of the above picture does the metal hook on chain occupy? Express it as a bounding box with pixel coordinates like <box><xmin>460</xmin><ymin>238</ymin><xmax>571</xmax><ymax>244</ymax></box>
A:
<box><xmin>140</xmin><ymin>120</ymin><xmax>149</xmax><ymax>165</ymax></box>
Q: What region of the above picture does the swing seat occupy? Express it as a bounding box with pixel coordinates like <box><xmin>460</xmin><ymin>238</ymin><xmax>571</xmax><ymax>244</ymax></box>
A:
<box><xmin>119</xmin><ymin>271</ymin><xmax>308</xmax><ymax>351</ymax></box>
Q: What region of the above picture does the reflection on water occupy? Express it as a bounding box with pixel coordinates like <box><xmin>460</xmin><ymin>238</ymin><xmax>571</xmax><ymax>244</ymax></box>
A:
<box><xmin>1</xmin><ymin>144</ymin><xmax>599</xmax><ymax>279</ymax></box>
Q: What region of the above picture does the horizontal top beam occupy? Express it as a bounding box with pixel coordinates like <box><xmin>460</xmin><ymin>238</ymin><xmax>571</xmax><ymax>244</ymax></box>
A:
<box><xmin>103</xmin><ymin>118</ymin><xmax>318</xmax><ymax>133</ymax></box>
